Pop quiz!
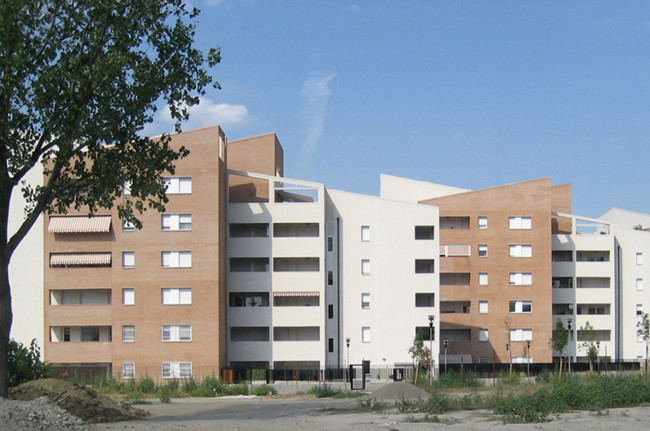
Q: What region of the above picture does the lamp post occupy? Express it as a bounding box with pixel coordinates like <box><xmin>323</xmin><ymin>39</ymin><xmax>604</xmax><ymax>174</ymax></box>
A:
<box><xmin>428</xmin><ymin>315</ymin><xmax>434</xmax><ymax>387</ymax></box>
<box><xmin>506</xmin><ymin>343</ymin><xmax>512</xmax><ymax>376</ymax></box>
<box><xmin>596</xmin><ymin>341</ymin><xmax>600</xmax><ymax>372</ymax></box>
<box><xmin>567</xmin><ymin>319</ymin><xmax>573</xmax><ymax>374</ymax></box>
<box><xmin>345</xmin><ymin>338</ymin><xmax>351</xmax><ymax>380</ymax></box>
<box><xmin>443</xmin><ymin>338</ymin><xmax>448</xmax><ymax>373</ymax></box>
<box><xmin>526</xmin><ymin>340</ymin><xmax>531</xmax><ymax>377</ymax></box>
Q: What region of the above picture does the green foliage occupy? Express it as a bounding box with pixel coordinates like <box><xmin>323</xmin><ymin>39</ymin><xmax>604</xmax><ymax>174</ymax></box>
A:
<box><xmin>159</xmin><ymin>386</ymin><xmax>172</xmax><ymax>403</ymax></box>
<box><xmin>423</xmin><ymin>393</ymin><xmax>450</xmax><ymax>414</ymax></box>
<box><xmin>7</xmin><ymin>339</ymin><xmax>52</xmax><ymax>387</ymax></box>
<box><xmin>308</xmin><ymin>384</ymin><xmax>339</xmax><ymax>398</ymax></box>
<box><xmin>579</xmin><ymin>321</ymin><xmax>599</xmax><ymax>368</ymax></box>
<box><xmin>493</xmin><ymin>390</ymin><xmax>552</xmax><ymax>423</ymax></box>
<box><xmin>408</xmin><ymin>333</ymin><xmax>431</xmax><ymax>369</ymax></box>
<box><xmin>251</xmin><ymin>384</ymin><xmax>277</xmax><ymax>396</ymax></box>
<box><xmin>552</xmin><ymin>319</ymin><xmax>569</xmax><ymax>356</ymax></box>
<box><xmin>435</xmin><ymin>369</ymin><xmax>481</xmax><ymax>389</ymax></box>
<box><xmin>137</xmin><ymin>377</ymin><xmax>155</xmax><ymax>394</ymax></box>
<box><xmin>497</xmin><ymin>370</ymin><xmax>522</xmax><ymax>386</ymax></box>
<box><xmin>180</xmin><ymin>378</ymin><xmax>198</xmax><ymax>394</ymax></box>
<box><xmin>535</xmin><ymin>367</ymin><xmax>552</xmax><ymax>383</ymax></box>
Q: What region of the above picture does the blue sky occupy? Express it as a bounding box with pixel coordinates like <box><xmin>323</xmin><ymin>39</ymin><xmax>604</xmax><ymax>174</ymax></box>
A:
<box><xmin>146</xmin><ymin>1</ymin><xmax>650</xmax><ymax>218</ymax></box>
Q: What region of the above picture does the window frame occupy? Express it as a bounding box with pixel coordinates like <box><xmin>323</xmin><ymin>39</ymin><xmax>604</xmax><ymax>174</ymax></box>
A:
<box><xmin>122</xmin><ymin>288</ymin><xmax>135</xmax><ymax>306</ymax></box>
<box><xmin>361</xmin><ymin>225</ymin><xmax>370</xmax><ymax>242</ymax></box>
<box><xmin>361</xmin><ymin>259</ymin><xmax>370</xmax><ymax>275</ymax></box>
<box><xmin>478</xmin><ymin>216</ymin><xmax>488</xmax><ymax>230</ymax></box>
<box><xmin>161</xmin><ymin>324</ymin><xmax>192</xmax><ymax>342</ymax></box>
<box><xmin>509</xmin><ymin>216</ymin><xmax>532</xmax><ymax>230</ymax></box>
<box><xmin>122</xmin><ymin>325</ymin><xmax>135</xmax><ymax>343</ymax></box>
<box><xmin>122</xmin><ymin>362</ymin><xmax>135</xmax><ymax>379</ymax></box>
<box><xmin>162</xmin><ymin>288</ymin><xmax>192</xmax><ymax>305</ymax></box>
<box><xmin>162</xmin><ymin>251</ymin><xmax>192</xmax><ymax>268</ymax></box>
<box><xmin>122</xmin><ymin>251</ymin><xmax>135</xmax><ymax>269</ymax></box>
<box><xmin>478</xmin><ymin>244</ymin><xmax>488</xmax><ymax>257</ymax></box>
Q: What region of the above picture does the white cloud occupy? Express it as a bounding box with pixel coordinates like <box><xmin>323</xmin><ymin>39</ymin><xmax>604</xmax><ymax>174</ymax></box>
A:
<box><xmin>298</xmin><ymin>72</ymin><xmax>336</xmax><ymax>168</ymax></box>
<box><xmin>157</xmin><ymin>97</ymin><xmax>252</xmax><ymax>131</ymax></box>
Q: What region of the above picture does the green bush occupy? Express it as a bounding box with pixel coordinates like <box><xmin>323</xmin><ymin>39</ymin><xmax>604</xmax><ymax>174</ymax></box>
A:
<box><xmin>423</xmin><ymin>393</ymin><xmax>450</xmax><ymax>414</ymax></box>
<box><xmin>435</xmin><ymin>369</ymin><xmax>480</xmax><ymax>389</ymax></box>
<box><xmin>7</xmin><ymin>339</ymin><xmax>52</xmax><ymax>387</ymax></box>
<box><xmin>308</xmin><ymin>384</ymin><xmax>339</xmax><ymax>398</ymax></box>
<box><xmin>195</xmin><ymin>385</ymin><xmax>216</xmax><ymax>397</ymax></box>
<box><xmin>159</xmin><ymin>386</ymin><xmax>172</xmax><ymax>403</ymax></box>
<box><xmin>181</xmin><ymin>378</ymin><xmax>198</xmax><ymax>394</ymax></box>
<box><xmin>138</xmin><ymin>377</ymin><xmax>155</xmax><ymax>394</ymax></box>
<box><xmin>251</xmin><ymin>384</ymin><xmax>277</xmax><ymax>396</ymax></box>
<box><xmin>493</xmin><ymin>390</ymin><xmax>551</xmax><ymax>423</ymax></box>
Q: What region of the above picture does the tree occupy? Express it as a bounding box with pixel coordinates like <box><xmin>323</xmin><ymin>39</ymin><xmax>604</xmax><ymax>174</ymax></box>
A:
<box><xmin>408</xmin><ymin>332</ymin><xmax>431</xmax><ymax>384</ymax></box>
<box><xmin>8</xmin><ymin>339</ymin><xmax>51</xmax><ymax>387</ymax></box>
<box><xmin>0</xmin><ymin>0</ymin><xmax>219</xmax><ymax>397</ymax></box>
<box><xmin>579</xmin><ymin>321</ymin><xmax>599</xmax><ymax>373</ymax></box>
<box><xmin>637</xmin><ymin>312</ymin><xmax>650</xmax><ymax>379</ymax></box>
<box><xmin>551</xmin><ymin>320</ymin><xmax>569</xmax><ymax>377</ymax></box>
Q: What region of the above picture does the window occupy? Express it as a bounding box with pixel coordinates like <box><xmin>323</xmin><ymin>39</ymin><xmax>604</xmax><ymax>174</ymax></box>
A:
<box><xmin>163</xmin><ymin>177</ymin><xmax>192</xmax><ymax>194</ymax></box>
<box><xmin>122</xmin><ymin>181</ymin><xmax>132</xmax><ymax>195</ymax></box>
<box><xmin>479</xmin><ymin>300</ymin><xmax>488</xmax><ymax>314</ymax></box>
<box><xmin>328</xmin><ymin>338</ymin><xmax>334</xmax><ymax>353</ymax></box>
<box><xmin>637</xmin><ymin>304</ymin><xmax>643</xmax><ymax>316</ymax></box>
<box><xmin>328</xmin><ymin>304</ymin><xmax>334</xmax><ymax>319</ymax></box>
<box><xmin>415</xmin><ymin>293</ymin><xmax>435</xmax><ymax>307</ymax></box>
<box><xmin>122</xmin><ymin>220</ymin><xmax>134</xmax><ymax>231</ymax></box>
<box><xmin>637</xmin><ymin>252</ymin><xmax>644</xmax><ymax>265</ymax></box>
<box><xmin>162</xmin><ymin>325</ymin><xmax>192</xmax><ymax>342</ymax></box>
<box><xmin>230</xmin><ymin>223</ymin><xmax>269</xmax><ymax>237</ymax></box>
<box><xmin>510</xmin><ymin>328</ymin><xmax>533</xmax><ymax>342</ymax></box>
<box><xmin>509</xmin><ymin>300</ymin><xmax>532</xmax><ymax>313</ymax></box>
<box><xmin>328</xmin><ymin>271</ymin><xmax>333</xmax><ymax>285</ymax></box>
<box><xmin>479</xmin><ymin>329</ymin><xmax>489</xmax><ymax>342</ymax></box>
<box><xmin>361</xmin><ymin>293</ymin><xmax>370</xmax><ymax>309</ymax></box>
<box><xmin>81</xmin><ymin>327</ymin><xmax>100</xmax><ymax>342</ymax></box>
<box><xmin>122</xmin><ymin>288</ymin><xmax>135</xmax><ymax>305</ymax></box>
<box><xmin>415</xmin><ymin>259</ymin><xmax>435</xmax><ymax>273</ymax></box>
<box><xmin>361</xmin><ymin>226</ymin><xmax>370</xmax><ymax>242</ymax></box>
<box><xmin>122</xmin><ymin>252</ymin><xmax>135</xmax><ymax>269</ymax></box>
<box><xmin>122</xmin><ymin>362</ymin><xmax>135</xmax><ymax>379</ymax></box>
<box><xmin>478</xmin><ymin>272</ymin><xmax>488</xmax><ymax>286</ymax></box>
<box><xmin>122</xmin><ymin>325</ymin><xmax>135</xmax><ymax>342</ymax></box>
<box><xmin>230</xmin><ymin>327</ymin><xmax>269</xmax><ymax>341</ymax></box>
<box><xmin>327</xmin><ymin>237</ymin><xmax>333</xmax><ymax>252</ymax></box>
<box><xmin>162</xmin><ymin>362</ymin><xmax>192</xmax><ymax>379</ymax></box>
<box><xmin>510</xmin><ymin>272</ymin><xmax>533</xmax><ymax>286</ymax></box>
<box><xmin>509</xmin><ymin>244</ymin><xmax>532</xmax><ymax>258</ymax></box>
<box><xmin>63</xmin><ymin>327</ymin><xmax>71</xmax><ymax>342</ymax></box>
<box><xmin>162</xmin><ymin>214</ymin><xmax>192</xmax><ymax>231</ymax></box>
<box><xmin>162</xmin><ymin>288</ymin><xmax>192</xmax><ymax>305</ymax></box>
<box><xmin>478</xmin><ymin>245</ymin><xmax>488</xmax><ymax>257</ymax></box>
<box><xmin>362</xmin><ymin>327</ymin><xmax>371</xmax><ymax>343</ymax></box>
<box><xmin>230</xmin><ymin>257</ymin><xmax>269</xmax><ymax>272</ymax></box>
<box><xmin>415</xmin><ymin>225</ymin><xmax>435</xmax><ymax>240</ymax></box>
<box><xmin>509</xmin><ymin>216</ymin><xmax>532</xmax><ymax>229</ymax></box>
<box><xmin>361</xmin><ymin>259</ymin><xmax>370</xmax><ymax>275</ymax></box>
<box><xmin>162</xmin><ymin>251</ymin><xmax>192</xmax><ymax>268</ymax></box>
<box><xmin>638</xmin><ymin>278</ymin><xmax>644</xmax><ymax>291</ymax></box>
<box><xmin>478</xmin><ymin>217</ymin><xmax>488</xmax><ymax>230</ymax></box>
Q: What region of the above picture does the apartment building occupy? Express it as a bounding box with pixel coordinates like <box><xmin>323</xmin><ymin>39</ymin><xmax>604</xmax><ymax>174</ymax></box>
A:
<box><xmin>44</xmin><ymin>125</ymin><xmax>228</xmax><ymax>380</ymax></box>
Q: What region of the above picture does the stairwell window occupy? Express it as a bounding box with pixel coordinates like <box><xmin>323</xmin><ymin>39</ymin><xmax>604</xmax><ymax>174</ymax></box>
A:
<box><xmin>361</xmin><ymin>259</ymin><xmax>370</xmax><ymax>275</ymax></box>
<box><xmin>637</xmin><ymin>252</ymin><xmax>644</xmax><ymax>265</ymax></box>
<box><xmin>362</xmin><ymin>327</ymin><xmax>371</xmax><ymax>343</ymax></box>
<box><xmin>361</xmin><ymin>293</ymin><xmax>370</xmax><ymax>309</ymax></box>
<box><xmin>361</xmin><ymin>226</ymin><xmax>370</xmax><ymax>242</ymax></box>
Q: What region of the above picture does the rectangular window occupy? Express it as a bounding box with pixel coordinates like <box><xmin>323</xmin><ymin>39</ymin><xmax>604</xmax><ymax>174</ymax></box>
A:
<box><xmin>509</xmin><ymin>244</ymin><xmax>532</xmax><ymax>258</ymax></box>
<box><xmin>162</xmin><ymin>251</ymin><xmax>192</xmax><ymax>268</ymax></box>
<box><xmin>122</xmin><ymin>252</ymin><xmax>135</xmax><ymax>269</ymax></box>
<box><xmin>230</xmin><ymin>223</ymin><xmax>269</xmax><ymax>237</ymax></box>
<box><xmin>415</xmin><ymin>259</ymin><xmax>435</xmax><ymax>273</ymax></box>
<box><xmin>479</xmin><ymin>300</ymin><xmax>488</xmax><ymax>314</ymax></box>
<box><xmin>509</xmin><ymin>216</ymin><xmax>532</xmax><ymax>230</ymax></box>
<box><xmin>327</xmin><ymin>237</ymin><xmax>333</xmax><ymax>252</ymax></box>
<box><xmin>479</xmin><ymin>328</ymin><xmax>489</xmax><ymax>342</ymax></box>
<box><xmin>328</xmin><ymin>304</ymin><xmax>334</xmax><ymax>319</ymax></box>
<box><xmin>122</xmin><ymin>220</ymin><xmax>134</xmax><ymax>231</ymax></box>
<box><xmin>415</xmin><ymin>293</ymin><xmax>435</xmax><ymax>307</ymax></box>
<box><xmin>361</xmin><ymin>293</ymin><xmax>370</xmax><ymax>309</ymax></box>
<box><xmin>478</xmin><ymin>272</ymin><xmax>488</xmax><ymax>286</ymax></box>
<box><xmin>478</xmin><ymin>244</ymin><xmax>488</xmax><ymax>257</ymax></box>
<box><xmin>509</xmin><ymin>300</ymin><xmax>532</xmax><ymax>313</ymax></box>
<box><xmin>415</xmin><ymin>225</ymin><xmax>435</xmax><ymax>240</ymax></box>
<box><xmin>510</xmin><ymin>272</ymin><xmax>533</xmax><ymax>286</ymax></box>
<box><xmin>162</xmin><ymin>361</ymin><xmax>192</xmax><ymax>379</ymax></box>
<box><xmin>638</xmin><ymin>278</ymin><xmax>644</xmax><ymax>291</ymax></box>
<box><xmin>637</xmin><ymin>252</ymin><xmax>644</xmax><ymax>265</ymax></box>
<box><xmin>162</xmin><ymin>214</ymin><xmax>192</xmax><ymax>231</ymax></box>
<box><xmin>122</xmin><ymin>325</ymin><xmax>135</xmax><ymax>342</ymax></box>
<box><xmin>637</xmin><ymin>304</ymin><xmax>643</xmax><ymax>316</ymax></box>
<box><xmin>327</xmin><ymin>270</ymin><xmax>333</xmax><ymax>285</ymax></box>
<box><xmin>510</xmin><ymin>328</ymin><xmax>533</xmax><ymax>342</ymax></box>
<box><xmin>361</xmin><ymin>225</ymin><xmax>370</xmax><ymax>242</ymax></box>
<box><xmin>122</xmin><ymin>288</ymin><xmax>135</xmax><ymax>305</ymax></box>
<box><xmin>163</xmin><ymin>177</ymin><xmax>192</xmax><ymax>194</ymax></box>
<box><xmin>361</xmin><ymin>259</ymin><xmax>370</xmax><ymax>275</ymax></box>
<box><xmin>230</xmin><ymin>257</ymin><xmax>269</xmax><ymax>272</ymax></box>
<box><xmin>162</xmin><ymin>288</ymin><xmax>192</xmax><ymax>305</ymax></box>
<box><xmin>328</xmin><ymin>338</ymin><xmax>334</xmax><ymax>353</ymax></box>
<box><xmin>122</xmin><ymin>181</ymin><xmax>132</xmax><ymax>195</ymax></box>
<box><xmin>81</xmin><ymin>327</ymin><xmax>100</xmax><ymax>342</ymax></box>
<box><xmin>122</xmin><ymin>362</ymin><xmax>135</xmax><ymax>379</ymax></box>
<box><xmin>478</xmin><ymin>216</ymin><xmax>488</xmax><ymax>230</ymax></box>
<box><xmin>362</xmin><ymin>327</ymin><xmax>371</xmax><ymax>343</ymax></box>
<box><xmin>162</xmin><ymin>325</ymin><xmax>192</xmax><ymax>342</ymax></box>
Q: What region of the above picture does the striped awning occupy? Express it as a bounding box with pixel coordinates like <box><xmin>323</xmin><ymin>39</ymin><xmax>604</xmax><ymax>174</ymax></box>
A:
<box><xmin>50</xmin><ymin>252</ymin><xmax>112</xmax><ymax>267</ymax></box>
<box><xmin>48</xmin><ymin>215</ymin><xmax>112</xmax><ymax>233</ymax></box>
<box><xmin>273</xmin><ymin>291</ymin><xmax>320</xmax><ymax>297</ymax></box>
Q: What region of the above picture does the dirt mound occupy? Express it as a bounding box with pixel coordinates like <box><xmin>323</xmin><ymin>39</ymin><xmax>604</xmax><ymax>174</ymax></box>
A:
<box><xmin>368</xmin><ymin>381</ymin><xmax>430</xmax><ymax>401</ymax></box>
<box><xmin>9</xmin><ymin>378</ymin><xmax>149</xmax><ymax>424</ymax></box>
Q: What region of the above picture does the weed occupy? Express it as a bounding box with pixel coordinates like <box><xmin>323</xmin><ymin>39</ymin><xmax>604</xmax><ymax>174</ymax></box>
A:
<box><xmin>159</xmin><ymin>386</ymin><xmax>172</xmax><ymax>403</ymax></box>
<box><xmin>355</xmin><ymin>397</ymin><xmax>386</xmax><ymax>412</ymax></box>
<box><xmin>251</xmin><ymin>384</ymin><xmax>278</xmax><ymax>396</ymax></box>
<box><xmin>137</xmin><ymin>377</ymin><xmax>155</xmax><ymax>394</ymax></box>
<box><xmin>308</xmin><ymin>384</ymin><xmax>339</xmax><ymax>398</ymax></box>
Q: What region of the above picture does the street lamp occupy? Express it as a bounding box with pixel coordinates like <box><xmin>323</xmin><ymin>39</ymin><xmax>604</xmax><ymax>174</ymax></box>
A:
<box><xmin>345</xmin><ymin>337</ymin><xmax>351</xmax><ymax>369</ymax></box>
<box><xmin>443</xmin><ymin>338</ymin><xmax>448</xmax><ymax>373</ymax></box>
<box><xmin>526</xmin><ymin>340</ymin><xmax>531</xmax><ymax>377</ymax></box>
<box><xmin>596</xmin><ymin>341</ymin><xmax>600</xmax><ymax>372</ymax></box>
<box><xmin>506</xmin><ymin>343</ymin><xmax>512</xmax><ymax>376</ymax></box>
<box><xmin>567</xmin><ymin>319</ymin><xmax>573</xmax><ymax>374</ymax></box>
<box><xmin>428</xmin><ymin>315</ymin><xmax>434</xmax><ymax>387</ymax></box>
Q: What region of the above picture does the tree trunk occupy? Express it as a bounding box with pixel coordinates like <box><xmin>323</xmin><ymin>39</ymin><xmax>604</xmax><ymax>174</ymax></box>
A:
<box><xmin>0</xmin><ymin>256</ymin><xmax>11</xmax><ymax>398</ymax></box>
<box><xmin>558</xmin><ymin>357</ymin><xmax>563</xmax><ymax>378</ymax></box>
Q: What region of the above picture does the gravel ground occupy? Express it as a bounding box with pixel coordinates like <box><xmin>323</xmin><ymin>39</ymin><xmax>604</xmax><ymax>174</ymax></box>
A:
<box><xmin>0</xmin><ymin>396</ymin><xmax>89</xmax><ymax>431</ymax></box>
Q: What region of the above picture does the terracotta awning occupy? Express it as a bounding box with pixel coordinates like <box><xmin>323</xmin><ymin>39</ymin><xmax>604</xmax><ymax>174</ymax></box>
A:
<box><xmin>273</xmin><ymin>291</ymin><xmax>320</xmax><ymax>297</ymax></box>
<box><xmin>48</xmin><ymin>215</ymin><xmax>112</xmax><ymax>233</ymax></box>
<box><xmin>50</xmin><ymin>252</ymin><xmax>112</xmax><ymax>267</ymax></box>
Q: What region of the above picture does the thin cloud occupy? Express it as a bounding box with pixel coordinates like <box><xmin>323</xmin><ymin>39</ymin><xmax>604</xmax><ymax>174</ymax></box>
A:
<box><xmin>299</xmin><ymin>72</ymin><xmax>336</xmax><ymax>169</ymax></box>
<box><xmin>158</xmin><ymin>97</ymin><xmax>252</xmax><ymax>130</ymax></box>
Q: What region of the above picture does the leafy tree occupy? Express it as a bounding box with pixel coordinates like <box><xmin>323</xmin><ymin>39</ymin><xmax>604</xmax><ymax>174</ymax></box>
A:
<box><xmin>637</xmin><ymin>312</ymin><xmax>650</xmax><ymax>378</ymax></box>
<box><xmin>551</xmin><ymin>320</ymin><xmax>569</xmax><ymax>377</ymax></box>
<box><xmin>8</xmin><ymin>339</ymin><xmax>51</xmax><ymax>387</ymax></box>
<box><xmin>0</xmin><ymin>0</ymin><xmax>219</xmax><ymax>397</ymax></box>
<box><xmin>579</xmin><ymin>321</ymin><xmax>599</xmax><ymax>373</ymax></box>
<box><xmin>408</xmin><ymin>332</ymin><xmax>431</xmax><ymax>383</ymax></box>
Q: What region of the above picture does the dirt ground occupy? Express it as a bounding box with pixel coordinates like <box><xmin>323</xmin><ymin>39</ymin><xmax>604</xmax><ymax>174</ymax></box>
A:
<box><xmin>91</xmin><ymin>393</ymin><xmax>650</xmax><ymax>431</ymax></box>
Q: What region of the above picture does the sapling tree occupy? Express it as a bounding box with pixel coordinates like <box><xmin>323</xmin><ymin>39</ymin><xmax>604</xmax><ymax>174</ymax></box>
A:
<box><xmin>579</xmin><ymin>322</ymin><xmax>599</xmax><ymax>374</ymax></box>
<box><xmin>637</xmin><ymin>312</ymin><xmax>650</xmax><ymax>379</ymax></box>
<box><xmin>551</xmin><ymin>320</ymin><xmax>569</xmax><ymax>377</ymax></box>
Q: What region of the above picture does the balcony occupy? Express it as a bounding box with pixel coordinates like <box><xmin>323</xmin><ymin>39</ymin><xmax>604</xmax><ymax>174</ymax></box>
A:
<box><xmin>440</xmin><ymin>244</ymin><xmax>471</xmax><ymax>257</ymax></box>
